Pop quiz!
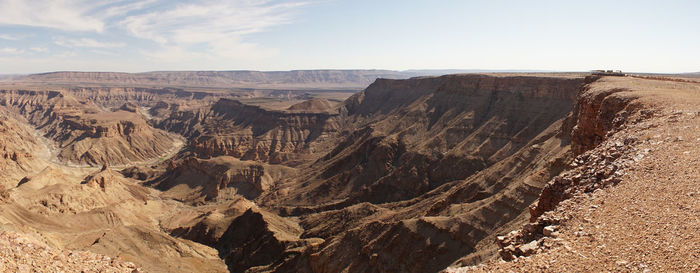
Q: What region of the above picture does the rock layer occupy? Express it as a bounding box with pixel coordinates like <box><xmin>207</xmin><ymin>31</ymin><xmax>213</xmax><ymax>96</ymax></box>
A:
<box><xmin>147</xmin><ymin>156</ymin><xmax>296</xmax><ymax>204</ymax></box>
<box><xmin>272</xmin><ymin>75</ymin><xmax>583</xmax><ymax>208</ymax></box>
<box><xmin>0</xmin><ymin>114</ymin><xmax>44</xmax><ymax>186</ymax></box>
<box><xmin>157</xmin><ymin>98</ymin><xmax>341</xmax><ymax>164</ymax></box>
<box><xmin>216</xmin><ymin>74</ymin><xmax>586</xmax><ymax>272</ymax></box>
<box><xmin>0</xmin><ymin>90</ymin><xmax>178</xmax><ymax>166</ymax></box>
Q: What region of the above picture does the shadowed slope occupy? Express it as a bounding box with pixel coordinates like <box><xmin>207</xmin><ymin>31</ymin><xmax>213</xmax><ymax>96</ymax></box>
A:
<box><xmin>212</xmin><ymin>74</ymin><xmax>586</xmax><ymax>272</ymax></box>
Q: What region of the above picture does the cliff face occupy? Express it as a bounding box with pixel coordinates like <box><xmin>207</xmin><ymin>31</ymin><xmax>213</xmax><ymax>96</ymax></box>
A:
<box><xmin>532</xmin><ymin>76</ymin><xmax>643</xmax><ymax>217</ymax></box>
<box><xmin>491</xmin><ymin>77</ymin><xmax>657</xmax><ymax>246</ymax></box>
<box><xmin>216</xmin><ymin>208</ymin><xmax>322</xmax><ymax>273</ymax></box>
<box><xmin>0</xmin><ymin>90</ymin><xmax>179</xmax><ymax>166</ymax></box>
<box><xmin>146</xmin><ymin>156</ymin><xmax>296</xmax><ymax>204</ymax></box>
<box><xmin>450</xmin><ymin>78</ymin><xmax>700</xmax><ymax>273</ymax></box>
<box><xmin>0</xmin><ymin>114</ymin><xmax>45</xmax><ymax>186</ymax></box>
<box><xmin>191</xmin><ymin>74</ymin><xmax>586</xmax><ymax>273</ymax></box>
<box><xmin>273</xmin><ymin>75</ymin><xmax>583</xmax><ymax>208</ymax></box>
<box><xmin>157</xmin><ymin>98</ymin><xmax>341</xmax><ymax>164</ymax></box>
<box><xmin>66</xmin><ymin>87</ymin><xmax>224</xmax><ymax>109</ymax></box>
<box><xmin>47</xmin><ymin>112</ymin><xmax>176</xmax><ymax>166</ymax></box>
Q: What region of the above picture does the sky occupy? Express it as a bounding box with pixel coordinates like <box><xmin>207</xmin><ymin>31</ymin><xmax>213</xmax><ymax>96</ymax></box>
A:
<box><xmin>0</xmin><ymin>0</ymin><xmax>698</xmax><ymax>74</ymax></box>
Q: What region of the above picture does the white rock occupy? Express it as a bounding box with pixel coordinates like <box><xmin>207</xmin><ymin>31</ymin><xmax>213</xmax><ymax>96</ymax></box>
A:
<box><xmin>543</xmin><ymin>225</ymin><xmax>558</xmax><ymax>236</ymax></box>
<box><xmin>519</xmin><ymin>240</ymin><xmax>539</xmax><ymax>256</ymax></box>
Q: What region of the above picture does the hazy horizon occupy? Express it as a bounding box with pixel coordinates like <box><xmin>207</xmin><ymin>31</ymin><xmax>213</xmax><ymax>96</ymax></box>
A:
<box><xmin>0</xmin><ymin>68</ymin><xmax>568</xmax><ymax>76</ymax></box>
<box><xmin>1</xmin><ymin>0</ymin><xmax>699</xmax><ymax>74</ymax></box>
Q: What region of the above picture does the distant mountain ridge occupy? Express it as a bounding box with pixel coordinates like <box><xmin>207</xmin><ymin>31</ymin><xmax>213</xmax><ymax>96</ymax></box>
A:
<box><xmin>0</xmin><ymin>74</ymin><xmax>25</xmax><ymax>81</ymax></box>
<box><xmin>13</xmin><ymin>70</ymin><xmax>419</xmax><ymax>90</ymax></box>
<box><xmin>7</xmin><ymin>69</ymin><xmax>574</xmax><ymax>90</ymax></box>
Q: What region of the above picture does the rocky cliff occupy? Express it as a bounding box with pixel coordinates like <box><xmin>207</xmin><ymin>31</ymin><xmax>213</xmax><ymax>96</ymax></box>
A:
<box><xmin>47</xmin><ymin>112</ymin><xmax>176</xmax><ymax>166</ymax></box>
<box><xmin>145</xmin><ymin>156</ymin><xmax>296</xmax><ymax>204</ymax></box>
<box><xmin>450</xmin><ymin>76</ymin><xmax>700</xmax><ymax>272</ymax></box>
<box><xmin>157</xmin><ymin>98</ymin><xmax>341</xmax><ymax>164</ymax></box>
<box><xmin>66</xmin><ymin>87</ymin><xmax>225</xmax><ymax>108</ymax></box>
<box><xmin>0</xmin><ymin>114</ymin><xmax>44</xmax><ymax>187</ymax></box>
<box><xmin>481</xmin><ymin>76</ymin><xmax>658</xmax><ymax>258</ymax></box>
<box><xmin>0</xmin><ymin>89</ymin><xmax>179</xmax><ymax>166</ymax></box>
<box><xmin>202</xmin><ymin>74</ymin><xmax>587</xmax><ymax>272</ymax></box>
<box><xmin>272</xmin><ymin>75</ymin><xmax>583</xmax><ymax>207</ymax></box>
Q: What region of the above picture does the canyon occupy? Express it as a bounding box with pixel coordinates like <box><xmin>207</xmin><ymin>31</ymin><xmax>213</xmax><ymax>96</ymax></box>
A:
<box><xmin>0</xmin><ymin>71</ymin><xmax>697</xmax><ymax>272</ymax></box>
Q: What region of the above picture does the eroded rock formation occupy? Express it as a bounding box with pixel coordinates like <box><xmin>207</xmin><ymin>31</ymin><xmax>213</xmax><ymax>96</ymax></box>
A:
<box><xmin>3</xmin><ymin>73</ymin><xmax>696</xmax><ymax>273</ymax></box>
<box><xmin>147</xmin><ymin>156</ymin><xmax>296</xmax><ymax>204</ymax></box>
<box><xmin>0</xmin><ymin>115</ymin><xmax>44</xmax><ymax>185</ymax></box>
<box><xmin>208</xmin><ymin>74</ymin><xmax>587</xmax><ymax>272</ymax></box>
<box><xmin>0</xmin><ymin>90</ymin><xmax>179</xmax><ymax>166</ymax></box>
<box><xmin>157</xmin><ymin>98</ymin><xmax>341</xmax><ymax>164</ymax></box>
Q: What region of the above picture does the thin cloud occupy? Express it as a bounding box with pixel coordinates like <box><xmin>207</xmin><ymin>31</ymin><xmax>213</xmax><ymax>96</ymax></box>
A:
<box><xmin>121</xmin><ymin>0</ymin><xmax>307</xmax><ymax>59</ymax></box>
<box><xmin>30</xmin><ymin>47</ymin><xmax>49</xmax><ymax>53</ymax></box>
<box><xmin>0</xmin><ymin>0</ymin><xmax>158</xmax><ymax>32</ymax></box>
<box><xmin>55</xmin><ymin>37</ymin><xmax>126</xmax><ymax>48</ymax></box>
<box><xmin>0</xmin><ymin>0</ymin><xmax>311</xmax><ymax>72</ymax></box>
<box><xmin>0</xmin><ymin>47</ymin><xmax>24</xmax><ymax>54</ymax></box>
<box><xmin>90</xmin><ymin>49</ymin><xmax>118</xmax><ymax>55</ymax></box>
<box><xmin>94</xmin><ymin>0</ymin><xmax>160</xmax><ymax>20</ymax></box>
<box><xmin>0</xmin><ymin>1</ymin><xmax>106</xmax><ymax>32</ymax></box>
<box><xmin>121</xmin><ymin>1</ymin><xmax>306</xmax><ymax>42</ymax></box>
<box><xmin>0</xmin><ymin>34</ymin><xmax>25</xmax><ymax>40</ymax></box>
